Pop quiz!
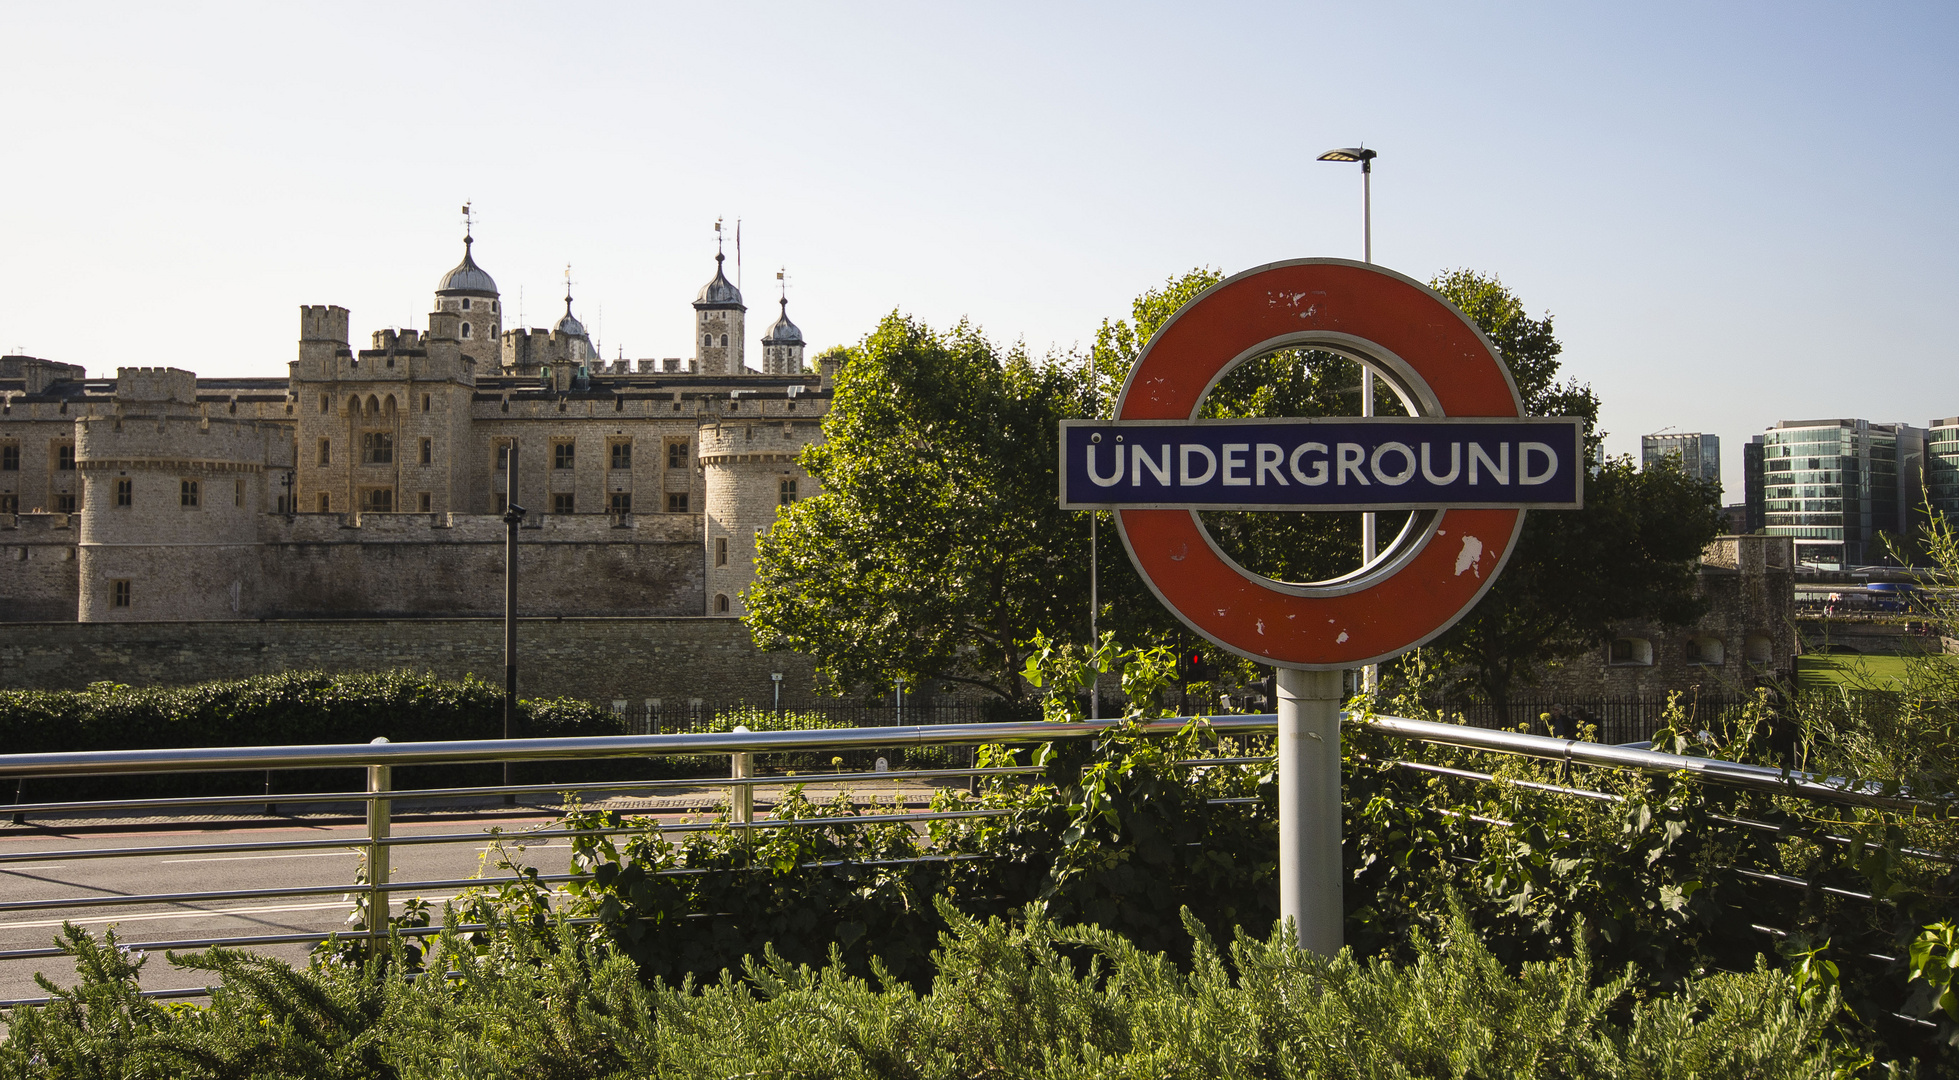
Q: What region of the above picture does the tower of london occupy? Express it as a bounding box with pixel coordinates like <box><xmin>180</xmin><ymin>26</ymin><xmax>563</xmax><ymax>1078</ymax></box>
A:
<box><xmin>0</xmin><ymin>226</ymin><xmax>829</xmax><ymax>625</ymax></box>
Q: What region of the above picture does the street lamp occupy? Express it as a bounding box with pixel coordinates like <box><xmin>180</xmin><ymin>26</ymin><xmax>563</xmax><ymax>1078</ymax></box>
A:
<box><xmin>771</xmin><ymin>671</ymin><xmax>784</xmax><ymax>720</ymax></box>
<box><xmin>1320</xmin><ymin>145</ymin><xmax>1380</xmax><ymax>693</ymax></box>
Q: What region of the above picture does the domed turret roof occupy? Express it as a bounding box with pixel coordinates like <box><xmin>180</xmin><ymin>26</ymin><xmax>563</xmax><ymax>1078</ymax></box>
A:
<box><xmin>436</xmin><ymin>236</ymin><xmax>498</xmax><ymax>297</ymax></box>
<box><xmin>694</xmin><ymin>253</ymin><xmax>745</xmax><ymax>309</ymax></box>
<box><xmin>555</xmin><ymin>287</ymin><xmax>587</xmax><ymax>338</ymax></box>
<box><xmin>762</xmin><ymin>298</ymin><xmax>803</xmax><ymax>346</ymax></box>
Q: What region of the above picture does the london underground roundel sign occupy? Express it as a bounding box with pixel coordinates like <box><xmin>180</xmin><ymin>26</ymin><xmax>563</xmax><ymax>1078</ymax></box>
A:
<box><xmin>1061</xmin><ymin>259</ymin><xmax>1585</xmax><ymax>670</ymax></box>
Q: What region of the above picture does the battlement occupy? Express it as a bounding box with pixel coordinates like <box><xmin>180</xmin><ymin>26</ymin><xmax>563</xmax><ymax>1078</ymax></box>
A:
<box><xmin>1</xmin><ymin>512</ymin><xmax>78</xmax><ymax>538</ymax></box>
<box><xmin>113</xmin><ymin>367</ymin><xmax>198</xmax><ymax>406</ymax></box>
<box><xmin>371</xmin><ymin>329</ymin><xmax>423</xmax><ymax>350</ymax></box>
<box><xmin>698</xmin><ymin>417</ymin><xmax>822</xmax><ymax>463</ymax></box>
<box><xmin>76</xmin><ymin>412</ymin><xmax>295</xmax><ymax>468</ymax></box>
<box><xmin>1701</xmin><ymin>534</ymin><xmax>1794</xmax><ymax>575</ymax></box>
<box><xmin>300</xmin><ymin>305</ymin><xmax>351</xmax><ymax>343</ymax></box>
<box><xmin>264</xmin><ymin>511</ymin><xmax>702</xmax><ymax>545</ymax></box>
<box><xmin>0</xmin><ymin>356</ymin><xmax>86</xmax><ymax>394</ymax></box>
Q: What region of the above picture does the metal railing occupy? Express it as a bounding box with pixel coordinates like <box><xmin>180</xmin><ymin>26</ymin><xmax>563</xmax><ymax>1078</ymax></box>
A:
<box><xmin>0</xmin><ymin>712</ymin><xmax>1937</xmax><ymax>1008</ymax></box>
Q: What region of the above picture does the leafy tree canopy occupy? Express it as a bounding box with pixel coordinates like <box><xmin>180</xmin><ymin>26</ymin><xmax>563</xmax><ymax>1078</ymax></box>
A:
<box><xmin>744</xmin><ymin>314</ymin><xmax>1089</xmax><ymax>700</ymax></box>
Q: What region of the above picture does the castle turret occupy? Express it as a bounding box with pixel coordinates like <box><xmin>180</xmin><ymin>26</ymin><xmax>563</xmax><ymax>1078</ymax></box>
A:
<box><xmin>699</xmin><ymin>416</ymin><xmax>821</xmax><ymax>616</ymax></box>
<box><xmin>760</xmin><ymin>292</ymin><xmax>805</xmax><ymax>376</ymax></box>
<box><xmin>692</xmin><ymin>249</ymin><xmax>746</xmax><ymax>375</ymax></box>
<box><xmin>433</xmin><ymin>214</ymin><xmax>501</xmax><ymax>366</ymax></box>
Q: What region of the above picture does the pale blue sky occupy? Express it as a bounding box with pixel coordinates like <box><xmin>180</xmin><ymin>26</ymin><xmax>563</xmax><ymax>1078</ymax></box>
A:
<box><xmin>2</xmin><ymin>3</ymin><xmax>1953</xmax><ymax>495</ymax></box>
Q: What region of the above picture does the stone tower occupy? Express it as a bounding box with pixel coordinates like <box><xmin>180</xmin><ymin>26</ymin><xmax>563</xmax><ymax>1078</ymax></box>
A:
<box><xmin>692</xmin><ymin>251</ymin><xmax>746</xmax><ymax>375</ymax></box>
<box><xmin>432</xmin><ymin>224</ymin><xmax>501</xmax><ymax>368</ymax></box>
<box><xmin>699</xmin><ymin>417</ymin><xmax>821</xmax><ymax>616</ymax></box>
<box><xmin>760</xmin><ymin>293</ymin><xmax>806</xmax><ymax>376</ymax></box>
<box><xmin>76</xmin><ymin>368</ymin><xmax>292</xmax><ymax>621</ymax></box>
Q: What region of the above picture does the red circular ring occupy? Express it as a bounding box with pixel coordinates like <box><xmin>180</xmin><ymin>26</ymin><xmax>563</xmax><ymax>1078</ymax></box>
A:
<box><xmin>1113</xmin><ymin>259</ymin><xmax>1525</xmax><ymax>669</ymax></box>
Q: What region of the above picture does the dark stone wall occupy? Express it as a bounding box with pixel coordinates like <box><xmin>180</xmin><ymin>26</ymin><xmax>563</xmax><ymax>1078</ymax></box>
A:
<box><xmin>0</xmin><ymin>617</ymin><xmax>814</xmax><ymax>719</ymax></box>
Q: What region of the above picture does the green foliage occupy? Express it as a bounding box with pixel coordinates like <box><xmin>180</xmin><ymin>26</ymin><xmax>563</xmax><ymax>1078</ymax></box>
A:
<box><xmin>744</xmin><ymin>313</ymin><xmax>1095</xmax><ymax>700</ymax></box>
<box><xmin>0</xmin><ymin>902</ymin><xmax>1842</xmax><ymax>1079</ymax></box>
<box><xmin>1409</xmin><ymin>271</ymin><xmax>1724</xmax><ymax>711</ymax></box>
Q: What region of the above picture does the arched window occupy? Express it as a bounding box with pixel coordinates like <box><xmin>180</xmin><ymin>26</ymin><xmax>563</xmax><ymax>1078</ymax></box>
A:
<box><xmin>462</xmin><ymin>322</ymin><xmax>472</xmax><ymax>338</ymax></box>
<box><xmin>366</xmin><ymin>394</ymin><xmax>380</xmax><ymax>416</ymax></box>
<box><xmin>715</xmin><ymin>593</ymin><xmax>730</xmax><ymax>613</ymax></box>
<box><xmin>383</xmin><ymin>395</ymin><xmax>396</xmax><ymax>416</ymax></box>
<box><xmin>1608</xmin><ymin>638</ymin><xmax>1654</xmax><ymax>666</ymax></box>
<box><xmin>720</xmin><ymin>334</ymin><xmax>728</xmax><ymax>347</ymax></box>
<box><xmin>348</xmin><ymin>396</ymin><xmax>361</xmax><ymax>416</ymax></box>
<box><xmin>704</xmin><ymin>333</ymin><xmax>713</xmax><ymax>347</ymax></box>
<box><xmin>461</xmin><ymin>298</ymin><xmax>471</xmax><ymax>310</ymax></box>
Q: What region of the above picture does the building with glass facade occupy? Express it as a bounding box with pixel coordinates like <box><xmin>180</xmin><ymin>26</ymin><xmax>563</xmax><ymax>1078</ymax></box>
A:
<box><xmin>1744</xmin><ymin>419</ymin><xmax>1925</xmax><ymax>570</ymax></box>
<box><xmin>1926</xmin><ymin>417</ymin><xmax>1959</xmax><ymax>518</ymax></box>
<box><xmin>1641</xmin><ymin>432</ymin><xmax>1721</xmax><ymax>486</ymax></box>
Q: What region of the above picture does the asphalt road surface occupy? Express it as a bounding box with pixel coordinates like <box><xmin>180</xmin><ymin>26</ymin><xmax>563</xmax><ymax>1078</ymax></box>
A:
<box><xmin>0</xmin><ymin>812</ymin><xmax>591</xmax><ymax>1002</ymax></box>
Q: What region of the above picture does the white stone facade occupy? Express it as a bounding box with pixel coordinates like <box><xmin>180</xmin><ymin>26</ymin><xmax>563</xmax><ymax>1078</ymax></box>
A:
<box><xmin>0</xmin><ymin>239</ymin><xmax>831</xmax><ymax>623</ymax></box>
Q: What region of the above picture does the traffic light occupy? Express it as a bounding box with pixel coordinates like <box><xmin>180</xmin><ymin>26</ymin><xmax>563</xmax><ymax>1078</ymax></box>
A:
<box><xmin>1180</xmin><ymin>649</ymin><xmax>1211</xmax><ymax>684</ymax></box>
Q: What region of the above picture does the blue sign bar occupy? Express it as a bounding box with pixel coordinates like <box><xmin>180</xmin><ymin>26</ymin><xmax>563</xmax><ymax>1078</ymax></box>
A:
<box><xmin>1059</xmin><ymin>417</ymin><xmax>1584</xmax><ymax>510</ymax></box>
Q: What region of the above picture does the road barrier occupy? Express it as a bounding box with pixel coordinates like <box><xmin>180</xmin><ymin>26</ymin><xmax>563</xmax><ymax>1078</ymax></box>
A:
<box><xmin>0</xmin><ymin>713</ymin><xmax>1939</xmax><ymax>1008</ymax></box>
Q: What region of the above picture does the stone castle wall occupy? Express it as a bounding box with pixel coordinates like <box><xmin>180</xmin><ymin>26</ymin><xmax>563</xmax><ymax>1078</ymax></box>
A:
<box><xmin>0</xmin><ymin>514</ymin><xmax>80</xmax><ymax>621</ymax></box>
<box><xmin>0</xmin><ymin>617</ymin><xmax>817</xmax><ymax>721</ymax></box>
<box><xmin>700</xmin><ymin>417</ymin><xmax>821</xmax><ymax>615</ymax></box>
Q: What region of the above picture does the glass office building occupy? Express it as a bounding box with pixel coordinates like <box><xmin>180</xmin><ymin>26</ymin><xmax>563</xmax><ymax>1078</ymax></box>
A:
<box><xmin>1641</xmin><ymin>432</ymin><xmax>1721</xmax><ymax>486</ymax></box>
<box><xmin>1927</xmin><ymin>417</ymin><xmax>1959</xmax><ymax>518</ymax></box>
<box><xmin>1748</xmin><ymin>419</ymin><xmax>1924</xmax><ymax>570</ymax></box>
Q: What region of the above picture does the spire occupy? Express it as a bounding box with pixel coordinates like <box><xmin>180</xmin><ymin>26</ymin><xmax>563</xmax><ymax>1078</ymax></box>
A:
<box><xmin>564</xmin><ymin>263</ymin><xmax>573</xmax><ymax>316</ymax></box>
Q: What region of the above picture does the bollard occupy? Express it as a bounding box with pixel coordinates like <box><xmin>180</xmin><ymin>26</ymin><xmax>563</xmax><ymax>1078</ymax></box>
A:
<box><xmin>729</xmin><ymin>725</ymin><xmax>753</xmax><ymax>826</ymax></box>
<box><xmin>1277</xmin><ymin>668</ymin><xmax>1343</xmax><ymax>956</ymax></box>
<box><xmin>365</xmin><ymin>737</ymin><xmax>391</xmax><ymax>947</ymax></box>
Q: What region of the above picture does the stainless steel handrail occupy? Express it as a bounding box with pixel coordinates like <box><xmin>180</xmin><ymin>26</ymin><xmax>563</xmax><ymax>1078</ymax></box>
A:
<box><xmin>0</xmin><ymin>716</ymin><xmax>1278</xmax><ymax>778</ymax></box>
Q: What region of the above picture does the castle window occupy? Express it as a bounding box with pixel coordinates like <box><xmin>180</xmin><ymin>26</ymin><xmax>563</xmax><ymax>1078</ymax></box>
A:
<box><xmin>319</xmin><ymin>493</ymin><xmax>330</xmax><ymax>513</ymax></box>
<box><xmin>462</xmin><ymin>322</ymin><xmax>472</xmax><ymax>339</ymax></box>
<box><xmin>715</xmin><ymin>536</ymin><xmax>728</xmax><ymax>566</ymax></box>
<box><xmin>609</xmin><ymin>492</ymin><xmax>631</xmax><ymax>514</ymax></box>
<box><xmin>421</xmin><ymin>394</ymin><xmax>430</xmax><ymax>412</ymax></box>
<box><xmin>1745</xmin><ymin>633</ymin><xmax>1773</xmax><ymax>666</ymax></box>
<box><xmin>704</xmin><ymin>333</ymin><xmax>713</xmax><ymax>348</ymax></box>
<box><xmin>234</xmin><ymin>478</ymin><xmax>245</xmax><ymax>507</ymax></box>
<box><xmin>180</xmin><ymin>479</ymin><xmax>200</xmax><ymax>508</ymax></box>
<box><xmin>0</xmin><ymin>495</ymin><xmax>16</xmax><ymax>514</ymax></box>
<box><xmin>496</xmin><ymin>444</ymin><xmax>510</xmax><ymax>471</ymax></box>
<box><xmin>553</xmin><ymin>441</ymin><xmax>575</xmax><ymax>470</ymax></box>
<box><xmin>362</xmin><ymin>432</ymin><xmax>393</xmax><ymax>464</ymax></box>
<box><xmin>461</xmin><ymin>298</ymin><xmax>471</xmax><ymax>310</ymax></box>
<box><xmin>720</xmin><ymin>334</ymin><xmax>728</xmax><ymax>347</ymax></box>
<box><xmin>1687</xmin><ymin>637</ymin><xmax>1724</xmax><ymax>666</ymax></box>
<box><xmin>56</xmin><ymin>444</ymin><xmax>74</xmax><ymax>470</ymax></box>
<box><xmin>420</xmin><ymin>437</ymin><xmax>433</xmax><ymax>465</ymax></box>
<box><xmin>715</xmin><ymin>593</ymin><xmax>730</xmax><ymax>614</ymax></box>
<box><xmin>319</xmin><ymin>394</ymin><xmax>329</xmax><ymax>414</ymax></box>
<box><xmin>361</xmin><ymin>488</ymin><xmax>393</xmax><ymax>513</ymax></box>
<box><xmin>667</xmin><ymin>492</ymin><xmax>689</xmax><ymax>513</ymax></box>
<box><xmin>0</xmin><ymin>444</ymin><xmax>16</xmax><ymax>470</ymax></box>
<box><xmin>610</xmin><ymin>441</ymin><xmax>632</xmax><ymax>470</ymax></box>
<box><xmin>553</xmin><ymin>492</ymin><xmax>575</xmax><ymax>514</ymax></box>
<box><xmin>111</xmin><ymin>579</ymin><xmax>131</xmax><ymax>608</ymax></box>
<box><xmin>491</xmin><ymin>300</ymin><xmax>497</xmax><ymax>312</ymax></box>
<box><xmin>780</xmin><ymin>478</ymin><xmax>798</xmax><ymax>505</ymax></box>
<box><xmin>1607</xmin><ymin>637</ymin><xmax>1653</xmax><ymax>666</ymax></box>
<box><xmin>115</xmin><ymin>479</ymin><xmax>131</xmax><ymax>507</ymax></box>
<box><xmin>319</xmin><ymin>439</ymin><xmax>331</xmax><ymax>465</ymax></box>
<box><xmin>419</xmin><ymin>492</ymin><xmax>431</xmax><ymax>512</ymax></box>
<box><xmin>667</xmin><ymin>441</ymin><xmax>687</xmax><ymax>469</ymax></box>
<box><xmin>55</xmin><ymin>492</ymin><xmax>76</xmax><ymax>513</ymax></box>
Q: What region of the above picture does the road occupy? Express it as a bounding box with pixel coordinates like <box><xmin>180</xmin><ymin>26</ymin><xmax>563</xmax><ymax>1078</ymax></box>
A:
<box><xmin>0</xmin><ymin>812</ymin><xmax>595</xmax><ymax>1002</ymax></box>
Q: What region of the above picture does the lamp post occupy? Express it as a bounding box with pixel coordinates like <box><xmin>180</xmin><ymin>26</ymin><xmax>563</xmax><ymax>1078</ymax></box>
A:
<box><xmin>501</xmin><ymin>443</ymin><xmax>526</xmax><ymax>804</ymax></box>
<box><xmin>1319</xmin><ymin>145</ymin><xmax>1380</xmax><ymax>693</ymax></box>
<box><xmin>771</xmin><ymin>671</ymin><xmax>783</xmax><ymax>721</ymax></box>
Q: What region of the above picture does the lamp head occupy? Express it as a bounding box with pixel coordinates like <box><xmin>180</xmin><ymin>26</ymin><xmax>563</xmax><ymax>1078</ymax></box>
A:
<box><xmin>1317</xmin><ymin>147</ymin><xmax>1377</xmax><ymax>164</ymax></box>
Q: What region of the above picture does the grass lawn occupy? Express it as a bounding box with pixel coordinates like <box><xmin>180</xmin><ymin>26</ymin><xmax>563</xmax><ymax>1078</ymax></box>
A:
<box><xmin>1795</xmin><ymin>652</ymin><xmax>1959</xmax><ymax>689</ymax></box>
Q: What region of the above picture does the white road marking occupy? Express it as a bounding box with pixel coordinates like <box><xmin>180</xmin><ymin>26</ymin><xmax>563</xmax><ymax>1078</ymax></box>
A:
<box><xmin>0</xmin><ymin>895</ymin><xmax>464</xmax><ymax>931</ymax></box>
<box><xmin>0</xmin><ymin>865</ymin><xmax>67</xmax><ymax>871</ymax></box>
<box><xmin>159</xmin><ymin>852</ymin><xmax>359</xmax><ymax>864</ymax></box>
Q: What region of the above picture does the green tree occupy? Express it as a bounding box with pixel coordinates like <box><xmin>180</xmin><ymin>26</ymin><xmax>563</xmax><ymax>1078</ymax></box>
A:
<box><xmin>1414</xmin><ymin>270</ymin><xmax>1725</xmax><ymax>713</ymax></box>
<box><xmin>743</xmin><ymin>314</ymin><xmax>1090</xmax><ymax>700</ymax></box>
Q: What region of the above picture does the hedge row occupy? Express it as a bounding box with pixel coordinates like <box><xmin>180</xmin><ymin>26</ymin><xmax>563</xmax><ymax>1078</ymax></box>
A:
<box><xmin>0</xmin><ymin>671</ymin><xmax>630</xmax><ymax>801</ymax></box>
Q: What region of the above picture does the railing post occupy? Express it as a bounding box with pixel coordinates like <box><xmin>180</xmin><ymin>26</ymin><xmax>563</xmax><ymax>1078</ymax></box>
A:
<box><xmin>1277</xmin><ymin>667</ymin><xmax>1343</xmax><ymax>957</ymax></box>
<box><xmin>730</xmin><ymin>724</ymin><xmax>753</xmax><ymax>826</ymax></box>
<box><xmin>365</xmin><ymin>737</ymin><xmax>391</xmax><ymax>949</ymax></box>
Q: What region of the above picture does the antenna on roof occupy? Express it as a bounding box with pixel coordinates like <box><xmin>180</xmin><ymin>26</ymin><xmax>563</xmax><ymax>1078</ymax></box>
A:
<box><xmin>735</xmin><ymin>218</ymin><xmax>742</xmax><ymax>290</ymax></box>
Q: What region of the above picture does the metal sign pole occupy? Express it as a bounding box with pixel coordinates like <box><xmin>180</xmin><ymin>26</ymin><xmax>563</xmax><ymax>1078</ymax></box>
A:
<box><xmin>1277</xmin><ymin>667</ymin><xmax>1344</xmax><ymax>954</ymax></box>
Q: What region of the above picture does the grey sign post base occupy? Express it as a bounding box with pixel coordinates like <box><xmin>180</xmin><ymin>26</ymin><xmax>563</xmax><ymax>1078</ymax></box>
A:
<box><xmin>1277</xmin><ymin>667</ymin><xmax>1344</xmax><ymax>955</ymax></box>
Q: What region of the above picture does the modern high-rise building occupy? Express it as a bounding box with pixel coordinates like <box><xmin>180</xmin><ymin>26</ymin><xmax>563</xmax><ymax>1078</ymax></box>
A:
<box><xmin>1925</xmin><ymin>417</ymin><xmax>1959</xmax><ymax>519</ymax></box>
<box><xmin>1745</xmin><ymin>419</ymin><xmax>1925</xmax><ymax>570</ymax></box>
<box><xmin>1641</xmin><ymin>432</ymin><xmax>1721</xmax><ymax>487</ymax></box>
